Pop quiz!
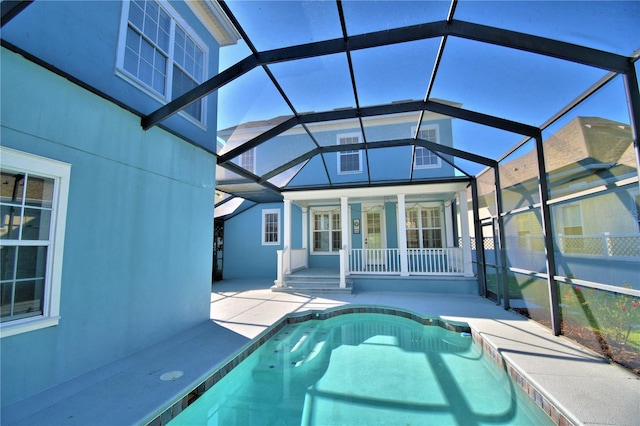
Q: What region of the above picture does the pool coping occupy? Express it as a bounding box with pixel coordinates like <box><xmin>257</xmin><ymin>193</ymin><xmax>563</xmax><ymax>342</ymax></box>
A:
<box><xmin>145</xmin><ymin>305</ymin><xmax>574</xmax><ymax>426</ymax></box>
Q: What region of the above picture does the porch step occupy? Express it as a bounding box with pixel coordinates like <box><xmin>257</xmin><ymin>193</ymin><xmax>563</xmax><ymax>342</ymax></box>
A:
<box><xmin>272</xmin><ymin>270</ymin><xmax>353</xmax><ymax>294</ymax></box>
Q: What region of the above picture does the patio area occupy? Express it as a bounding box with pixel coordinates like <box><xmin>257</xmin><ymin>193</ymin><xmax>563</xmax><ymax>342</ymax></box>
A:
<box><xmin>2</xmin><ymin>280</ymin><xmax>639</xmax><ymax>426</ymax></box>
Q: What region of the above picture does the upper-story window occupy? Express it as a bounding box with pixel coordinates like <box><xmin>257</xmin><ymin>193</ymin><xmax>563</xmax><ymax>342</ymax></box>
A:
<box><xmin>337</xmin><ymin>133</ymin><xmax>362</xmax><ymax>174</ymax></box>
<box><xmin>239</xmin><ymin>148</ymin><xmax>256</xmax><ymax>174</ymax></box>
<box><xmin>116</xmin><ymin>0</ymin><xmax>207</xmax><ymax>124</ymax></box>
<box><xmin>414</xmin><ymin>126</ymin><xmax>440</xmax><ymax>169</ymax></box>
<box><xmin>1</xmin><ymin>148</ymin><xmax>71</xmax><ymax>338</ymax></box>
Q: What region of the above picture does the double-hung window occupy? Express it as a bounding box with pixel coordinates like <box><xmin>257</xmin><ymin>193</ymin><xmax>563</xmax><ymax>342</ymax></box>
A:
<box><xmin>1</xmin><ymin>148</ymin><xmax>70</xmax><ymax>337</ymax></box>
<box><xmin>414</xmin><ymin>126</ymin><xmax>440</xmax><ymax>169</ymax></box>
<box><xmin>262</xmin><ymin>209</ymin><xmax>280</xmax><ymax>245</ymax></box>
<box><xmin>117</xmin><ymin>0</ymin><xmax>207</xmax><ymax>124</ymax></box>
<box><xmin>406</xmin><ymin>206</ymin><xmax>442</xmax><ymax>249</ymax></box>
<box><xmin>312</xmin><ymin>210</ymin><xmax>341</xmax><ymax>253</ymax></box>
<box><xmin>337</xmin><ymin>134</ymin><xmax>362</xmax><ymax>174</ymax></box>
<box><xmin>238</xmin><ymin>149</ymin><xmax>256</xmax><ymax>174</ymax></box>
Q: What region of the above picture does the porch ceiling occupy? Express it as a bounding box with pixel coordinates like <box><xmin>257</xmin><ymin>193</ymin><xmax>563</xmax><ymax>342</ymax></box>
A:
<box><xmin>140</xmin><ymin>1</ymin><xmax>638</xmax><ymax>206</ymax></box>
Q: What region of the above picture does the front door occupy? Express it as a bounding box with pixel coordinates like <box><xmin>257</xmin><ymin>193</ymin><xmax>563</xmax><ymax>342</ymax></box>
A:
<box><xmin>363</xmin><ymin>206</ymin><xmax>386</xmax><ymax>269</ymax></box>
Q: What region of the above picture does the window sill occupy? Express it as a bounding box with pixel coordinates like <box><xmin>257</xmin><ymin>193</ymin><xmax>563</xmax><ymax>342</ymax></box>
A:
<box><xmin>1</xmin><ymin>316</ymin><xmax>60</xmax><ymax>338</ymax></box>
<box><xmin>114</xmin><ymin>69</ymin><xmax>207</xmax><ymax>130</ymax></box>
<box><xmin>310</xmin><ymin>251</ymin><xmax>340</xmax><ymax>256</ymax></box>
<box><xmin>413</xmin><ymin>164</ymin><xmax>442</xmax><ymax>170</ymax></box>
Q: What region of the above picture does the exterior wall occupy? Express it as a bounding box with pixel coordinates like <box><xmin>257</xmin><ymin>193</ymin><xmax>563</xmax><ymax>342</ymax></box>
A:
<box><xmin>1</xmin><ymin>49</ymin><xmax>216</xmax><ymax>404</ymax></box>
<box><xmin>224</xmin><ymin>193</ymin><xmax>465</xmax><ymax>276</ymax></box>
<box><xmin>285</xmin><ymin>117</ymin><xmax>455</xmax><ymax>187</ymax></box>
<box><xmin>1</xmin><ymin>0</ymin><xmax>221</xmax><ymax>152</ymax></box>
<box><xmin>223</xmin><ymin>203</ymin><xmax>303</xmax><ymax>279</ymax></box>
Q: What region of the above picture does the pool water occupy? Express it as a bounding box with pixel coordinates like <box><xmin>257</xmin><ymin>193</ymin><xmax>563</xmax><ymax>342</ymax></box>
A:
<box><xmin>169</xmin><ymin>313</ymin><xmax>553</xmax><ymax>425</ymax></box>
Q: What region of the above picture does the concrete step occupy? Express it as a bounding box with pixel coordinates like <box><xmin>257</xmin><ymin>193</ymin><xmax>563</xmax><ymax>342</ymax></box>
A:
<box><xmin>271</xmin><ymin>285</ymin><xmax>353</xmax><ymax>294</ymax></box>
<box><xmin>283</xmin><ymin>279</ymin><xmax>352</xmax><ymax>287</ymax></box>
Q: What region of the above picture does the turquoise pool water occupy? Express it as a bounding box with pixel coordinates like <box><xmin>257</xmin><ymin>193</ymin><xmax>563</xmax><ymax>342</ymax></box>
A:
<box><xmin>169</xmin><ymin>313</ymin><xmax>553</xmax><ymax>425</ymax></box>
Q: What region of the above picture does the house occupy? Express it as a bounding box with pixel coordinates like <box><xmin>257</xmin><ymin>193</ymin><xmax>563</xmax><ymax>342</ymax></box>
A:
<box><xmin>217</xmin><ymin>110</ymin><xmax>478</xmax><ymax>293</ymax></box>
<box><xmin>475</xmin><ymin>116</ymin><xmax>639</xmax><ymax>293</ymax></box>
<box><xmin>1</xmin><ymin>0</ymin><xmax>238</xmax><ymax>406</ymax></box>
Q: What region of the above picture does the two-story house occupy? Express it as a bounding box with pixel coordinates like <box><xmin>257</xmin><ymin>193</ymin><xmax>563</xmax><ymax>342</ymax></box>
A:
<box><xmin>216</xmin><ymin>108</ymin><xmax>477</xmax><ymax>293</ymax></box>
<box><xmin>1</xmin><ymin>0</ymin><xmax>238</xmax><ymax>406</ymax></box>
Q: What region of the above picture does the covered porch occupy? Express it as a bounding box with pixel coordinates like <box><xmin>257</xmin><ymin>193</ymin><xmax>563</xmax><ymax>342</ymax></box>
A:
<box><xmin>274</xmin><ymin>182</ymin><xmax>476</xmax><ymax>292</ymax></box>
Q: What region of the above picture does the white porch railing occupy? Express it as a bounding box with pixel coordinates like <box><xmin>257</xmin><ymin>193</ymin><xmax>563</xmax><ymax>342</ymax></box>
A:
<box><xmin>348</xmin><ymin>248</ymin><xmax>464</xmax><ymax>275</ymax></box>
<box><xmin>349</xmin><ymin>248</ymin><xmax>400</xmax><ymax>274</ymax></box>
<box><xmin>407</xmin><ymin>248</ymin><xmax>464</xmax><ymax>274</ymax></box>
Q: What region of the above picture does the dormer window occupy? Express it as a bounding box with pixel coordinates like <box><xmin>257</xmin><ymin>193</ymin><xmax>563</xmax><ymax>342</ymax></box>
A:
<box><xmin>116</xmin><ymin>0</ymin><xmax>207</xmax><ymax>124</ymax></box>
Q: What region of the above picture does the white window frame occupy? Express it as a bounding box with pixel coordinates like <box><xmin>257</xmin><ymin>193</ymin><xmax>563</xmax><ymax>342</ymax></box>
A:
<box><xmin>405</xmin><ymin>204</ymin><xmax>444</xmax><ymax>249</ymax></box>
<box><xmin>0</xmin><ymin>147</ymin><xmax>71</xmax><ymax>338</ymax></box>
<box><xmin>412</xmin><ymin>125</ymin><xmax>441</xmax><ymax>169</ymax></box>
<box><xmin>336</xmin><ymin>133</ymin><xmax>362</xmax><ymax>174</ymax></box>
<box><xmin>115</xmin><ymin>0</ymin><xmax>208</xmax><ymax>127</ymax></box>
<box><xmin>310</xmin><ymin>208</ymin><xmax>342</xmax><ymax>255</ymax></box>
<box><xmin>261</xmin><ymin>209</ymin><xmax>280</xmax><ymax>245</ymax></box>
<box><xmin>238</xmin><ymin>148</ymin><xmax>256</xmax><ymax>174</ymax></box>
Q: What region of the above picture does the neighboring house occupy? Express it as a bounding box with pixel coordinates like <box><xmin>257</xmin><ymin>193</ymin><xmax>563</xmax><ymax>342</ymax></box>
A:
<box><xmin>477</xmin><ymin>116</ymin><xmax>639</xmax><ymax>288</ymax></box>
<box><xmin>1</xmin><ymin>1</ymin><xmax>238</xmax><ymax>406</ymax></box>
<box><xmin>218</xmin><ymin>111</ymin><xmax>476</xmax><ymax>289</ymax></box>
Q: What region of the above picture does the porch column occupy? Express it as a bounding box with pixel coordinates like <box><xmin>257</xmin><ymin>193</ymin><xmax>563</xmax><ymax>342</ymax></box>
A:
<box><xmin>397</xmin><ymin>194</ymin><xmax>409</xmax><ymax>276</ymax></box>
<box><xmin>283</xmin><ymin>199</ymin><xmax>291</xmax><ymax>274</ymax></box>
<box><xmin>444</xmin><ymin>202</ymin><xmax>454</xmax><ymax>247</ymax></box>
<box><xmin>458</xmin><ymin>190</ymin><xmax>473</xmax><ymax>277</ymax></box>
<box><xmin>340</xmin><ymin>197</ymin><xmax>349</xmax><ymax>284</ymax></box>
<box><xmin>301</xmin><ymin>207</ymin><xmax>308</xmax><ymax>269</ymax></box>
<box><xmin>301</xmin><ymin>207</ymin><xmax>308</xmax><ymax>250</ymax></box>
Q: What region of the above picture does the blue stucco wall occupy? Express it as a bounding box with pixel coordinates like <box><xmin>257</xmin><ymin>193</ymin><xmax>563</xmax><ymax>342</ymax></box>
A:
<box><xmin>287</xmin><ymin>117</ymin><xmax>455</xmax><ymax>187</ymax></box>
<box><xmin>1</xmin><ymin>0</ymin><xmax>220</xmax><ymax>152</ymax></box>
<box><xmin>1</xmin><ymin>48</ymin><xmax>216</xmax><ymax>405</ymax></box>
<box><xmin>223</xmin><ymin>203</ymin><xmax>286</xmax><ymax>280</ymax></box>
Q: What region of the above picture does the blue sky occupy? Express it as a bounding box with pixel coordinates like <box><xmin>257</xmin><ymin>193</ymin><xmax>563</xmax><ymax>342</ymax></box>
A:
<box><xmin>215</xmin><ymin>1</ymin><xmax>639</xmax><ymax>173</ymax></box>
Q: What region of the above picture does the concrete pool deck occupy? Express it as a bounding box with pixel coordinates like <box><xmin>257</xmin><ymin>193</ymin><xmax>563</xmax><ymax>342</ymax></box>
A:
<box><xmin>2</xmin><ymin>279</ymin><xmax>639</xmax><ymax>425</ymax></box>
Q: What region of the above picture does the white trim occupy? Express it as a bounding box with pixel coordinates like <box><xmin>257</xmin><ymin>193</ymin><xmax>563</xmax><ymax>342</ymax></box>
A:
<box><xmin>284</xmin><ymin>182</ymin><xmax>468</xmax><ymax>203</ymax></box>
<box><xmin>115</xmin><ymin>0</ymin><xmax>208</xmax><ymax>126</ymax></box>
<box><xmin>362</xmin><ymin>204</ymin><xmax>387</xmax><ymax>266</ymax></box>
<box><xmin>310</xmin><ymin>207</ymin><xmax>342</xmax><ymax>255</ymax></box>
<box><xmin>0</xmin><ymin>147</ymin><xmax>71</xmax><ymax>338</ymax></box>
<box><xmin>411</xmin><ymin>124</ymin><xmax>441</xmax><ymax>169</ymax></box>
<box><xmin>238</xmin><ymin>148</ymin><xmax>257</xmax><ymax>174</ymax></box>
<box><xmin>336</xmin><ymin>132</ymin><xmax>363</xmax><ymax>175</ymax></box>
<box><xmin>0</xmin><ymin>316</ymin><xmax>60</xmax><ymax>338</ymax></box>
<box><xmin>185</xmin><ymin>0</ymin><xmax>241</xmax><ymax>46</ymax></box>
<box><xmin>261</xmin><ymin>208</ymin><xmax>280</xmax><ymax>245</ymax></box>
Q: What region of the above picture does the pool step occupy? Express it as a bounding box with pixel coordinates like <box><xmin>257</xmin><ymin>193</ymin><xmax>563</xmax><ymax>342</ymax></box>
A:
<box><xmin>252</xmin><ymin>328</ymin><xmax>334</xmax><ymax>382</ymax></box>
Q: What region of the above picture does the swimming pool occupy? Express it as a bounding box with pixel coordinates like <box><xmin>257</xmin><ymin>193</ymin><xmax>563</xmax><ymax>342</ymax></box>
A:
<box><xmin>165</xmin><ymin>308</ymin><xmax>555</xmax><ymax>425</ymax></box>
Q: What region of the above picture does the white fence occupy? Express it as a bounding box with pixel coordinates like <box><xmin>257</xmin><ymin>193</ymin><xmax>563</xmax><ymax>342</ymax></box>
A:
<box><xmin>348</xmin><ymin>248</ymin><xmax>464</xmax><ymax>275</ymax></box>
<box><xmin>502</xmin><ymin>233</ymin><xmax>640</xmax><ymax>258</ymax></box>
